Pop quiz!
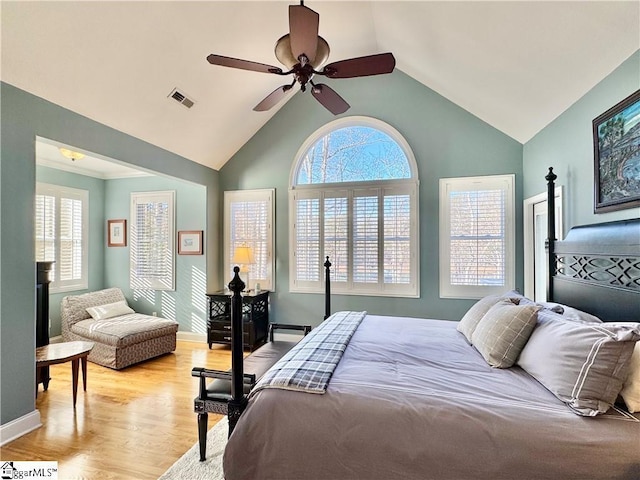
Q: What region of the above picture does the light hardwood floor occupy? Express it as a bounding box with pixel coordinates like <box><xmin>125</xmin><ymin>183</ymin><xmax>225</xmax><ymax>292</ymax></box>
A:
<box><xmin>1</xmin><ymin>340</ymin><xmax>233</xmax><ymax>479</ymax></box>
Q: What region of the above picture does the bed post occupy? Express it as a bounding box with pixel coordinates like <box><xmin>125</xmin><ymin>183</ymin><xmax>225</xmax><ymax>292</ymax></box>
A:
<box><xmin>227</xmin><ymin>266</ymin><xmax>247</xmax><ymax>437</ymax></box>
<box><xmin>324</xmin><ymin>256</ymin><xmax>331</xmax><ymax>320</ymax></box>
<box><xmin>545</xmin><ymin>167</ymin><xmax>557</xmax><ymax>302</ymax></box>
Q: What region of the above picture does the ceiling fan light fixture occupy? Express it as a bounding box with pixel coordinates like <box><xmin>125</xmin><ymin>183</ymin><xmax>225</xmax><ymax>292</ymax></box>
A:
<box><xmin>274</xmin><ymin>34</ymin><xmax>330</xmax><ymax>69</ymax></box>
<box><xmin>59</xmin><ymin>147</ymin><xmax>85</xmax><ymax>161</ymax></box>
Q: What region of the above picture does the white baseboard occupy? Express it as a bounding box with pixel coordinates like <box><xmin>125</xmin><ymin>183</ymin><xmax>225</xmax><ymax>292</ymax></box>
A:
<box><xmin>0</xmin><ymin>410</ymin><xmax>41</xmax><ymax>446</ymax></box>
<box><xmin>177</xmin><ymin>331</ymin><xmax>207</xmax><ymax>343</ymax></box>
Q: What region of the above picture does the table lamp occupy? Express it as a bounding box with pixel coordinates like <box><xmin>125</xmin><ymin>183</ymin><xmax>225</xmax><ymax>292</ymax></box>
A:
<box><xmin>232</xmin><ymin>245</ymin><xmax>255</xmax><ymax>291</ymax></box>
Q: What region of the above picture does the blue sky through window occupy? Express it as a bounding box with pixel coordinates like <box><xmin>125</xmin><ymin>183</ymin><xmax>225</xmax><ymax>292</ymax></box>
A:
<box><xmin>297</xmin><ymin>126</ymin><xmax>411</xmax><ymax>184</ymax></box>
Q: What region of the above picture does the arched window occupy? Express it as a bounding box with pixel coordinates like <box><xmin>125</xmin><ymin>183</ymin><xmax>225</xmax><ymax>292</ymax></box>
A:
<box><xmin>289</xmin><ymin>116</ymin><xmax>419</xmax><ymax>297</ymax></box>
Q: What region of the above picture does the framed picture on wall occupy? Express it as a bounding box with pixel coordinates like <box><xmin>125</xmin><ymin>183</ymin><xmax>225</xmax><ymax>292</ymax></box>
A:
<box><xmin>593</xmin><ymin>89</ymin><xmax>640</xmax><ymax>213</ymax></box>
<box><xmin>178</xmin><ymin>230</ymin><xmax>203</xmax><ymax>255</ymax></box>
<box><xmin>107</xmin><ymin>219</ymin><xmax>127</xmax><ymax>247</ymax></box>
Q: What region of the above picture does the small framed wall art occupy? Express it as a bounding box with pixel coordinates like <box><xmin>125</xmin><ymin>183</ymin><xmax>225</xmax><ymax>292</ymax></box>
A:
<box><xmin>178</xmin><ymin>230</ymin><xmax>204</xmax><ymax>255</ymax></box>
<box><xmin>108</xmin><ymin>219</ymin><xmax>127</xmax><ymax>247</ymax></box>
<box><xmin>593</xmin><ymin>89</ymin><xmax>640</xmax><ymax>213</ymax></box>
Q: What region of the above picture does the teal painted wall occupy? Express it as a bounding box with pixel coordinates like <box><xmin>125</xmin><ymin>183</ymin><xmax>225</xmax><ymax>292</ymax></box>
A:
<box><xmin>0</xmin><ymin>82</ymin><xmax>219</xmax><ymax>426</ymax></box>
<box><xmin>35</xmin><ymin>165</ymin><xmax>106</xmax><ymax>337</ymax></box>
<box><xmin>523</xmin><ymin>50</ymin><xmax>640</xmax><ymax>232</ymax></box>
<box><xmin>220</xmin><ymin>70</ymin><xmax>524</xmax><ymax>327</ymax></box>
<box><xmin>104</xmin><ymin>176</ymin><xmax>208</xmax><ymax>334</ymax></box>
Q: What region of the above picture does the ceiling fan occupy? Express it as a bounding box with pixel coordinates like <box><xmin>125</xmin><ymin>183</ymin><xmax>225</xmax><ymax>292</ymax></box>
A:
<box><xmin>207</xmin><ymin>1</ymin><xmax>396</xmax><ymax>115</ymax></box>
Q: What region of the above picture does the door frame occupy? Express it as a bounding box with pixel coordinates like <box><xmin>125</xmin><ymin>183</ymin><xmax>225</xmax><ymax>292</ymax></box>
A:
<box><xmin>523</xmin><ymin>186</ymin><xmax>563</xmax><ymax>300</ymax></box>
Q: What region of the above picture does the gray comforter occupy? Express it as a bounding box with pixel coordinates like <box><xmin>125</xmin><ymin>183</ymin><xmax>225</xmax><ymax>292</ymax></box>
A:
<box><xmin>223</xmin><ymin>315</ymin><xmax>640</xmax><ymax>480</ymax></box>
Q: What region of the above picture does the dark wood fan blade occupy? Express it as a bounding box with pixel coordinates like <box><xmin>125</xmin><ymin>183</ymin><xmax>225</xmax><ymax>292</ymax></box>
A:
<box><xmin>322</xmin><ymin>53</ymin><xmax>395</xmax><ymax>79</ymax></box>
<box><xmin>253</xmin><ymin>85</ymin><xmax>293</xmax><ymax>111</ymax></box>
<box><xmin>311</xmin><ymin>84</ymin><xmax>350</xmax><ymax>115</ymax></box>
<box><xmin>289</xmin><ymin>4</ymin><xmax>319</xmax><ymax>64</ymax></box>
<box><xmin>207</xmin><ymin>54</ymin><xmax>283</xmax><ymax>74</ymax></box>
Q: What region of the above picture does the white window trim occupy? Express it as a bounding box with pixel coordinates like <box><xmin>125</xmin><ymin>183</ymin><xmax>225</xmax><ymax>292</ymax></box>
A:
<box><xmin>35</xmin><ymin>182</ymin><xmax>89</xmax><ymax>294</ymax></box>
<box><xmin>130</xmin><ymin>190</ymin><xmax>175</xmax><ymax>291</ymax></box>
<box><xmin>223</xmin><ymin>189</ymin><xmax>275</xmax><ymax>291</ymax></box>
<box><xmin>289</xmin><ymin>116</ymin><xmax>420</xmax><ymax>298</ymax></box>
<box><xmin>439</xmin><ymin>174</ymin><xmax>515</xmax><ymax>299</ymax></box>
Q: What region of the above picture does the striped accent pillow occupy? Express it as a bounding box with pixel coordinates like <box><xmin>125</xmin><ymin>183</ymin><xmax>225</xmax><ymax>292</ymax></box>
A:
<box><xmin>517</xmin><ymin>315</ymin><xmax>640</xmax><ymax>416</ymax></box>
<box><xmin>457</xmin><ymin>295</ymin><xmax>503</xmax><ymax>343</ymax></box>
<box><xmin>471</xmin><ymin>300</ymin><xmax>540</xmax><ymax>368</ymax></box>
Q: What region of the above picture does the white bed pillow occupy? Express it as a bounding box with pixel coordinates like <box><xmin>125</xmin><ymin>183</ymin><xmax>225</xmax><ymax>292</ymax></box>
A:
<box><xmin>517</xmin><ymin>316</ymin><xmax>640</xmax><ymax>416</ymax></box>
<box><xmin>456</xmin><ymin>295</ymin><xmax>503</xmax><ymax>343</ymax></box>
<box><xmin>86</xmin><ymin>300</ymin><xmax>135</xmax><ymax>320</ymax></box>
<box><xmin>501</xmin><ymin>290</ymin><xmax>564</xmax><ymax>313</ymax></box>
<box><xmin>471</xmin><ymin>300</ymin><xmax>540</xmax><ymax>368</ymax></box>
<box><xmin>620</xmin><ymin>342</ymin><xmax>640</xmax><ymax>413</ymax></box>
<box><xmin>560</xmin><ymin>306</ymin><xmax>603</xmax><ymax>324</ymax></box>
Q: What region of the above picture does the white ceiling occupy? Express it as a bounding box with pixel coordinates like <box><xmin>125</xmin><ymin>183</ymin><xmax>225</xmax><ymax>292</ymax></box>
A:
<box><xmin>3</xmin><ymin>1</ymin><xmax>639</xmax><ymax>172</ymax></box>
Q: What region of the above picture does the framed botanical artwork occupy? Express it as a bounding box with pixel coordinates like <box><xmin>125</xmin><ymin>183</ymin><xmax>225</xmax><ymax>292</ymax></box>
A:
<box><xmin>178</xmin><ymin>230</ymin><xmax>203</xmax><ymax>255</ymax></box>
<box><xmin>593</xmin><ymin>89</ymin><xmax>640</xmax><ymax>213</ymax></box>
<box><xmin>108</xmin><ymin>219</ymin><xmax>127</xmax><ymax>247</ymax></box>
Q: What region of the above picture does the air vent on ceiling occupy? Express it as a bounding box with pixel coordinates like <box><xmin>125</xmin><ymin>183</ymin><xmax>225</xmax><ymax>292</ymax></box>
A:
<box><xmin>168</xmin><ymin>88</ymin><xmax>195</xmax><ymax>109</ymax></box>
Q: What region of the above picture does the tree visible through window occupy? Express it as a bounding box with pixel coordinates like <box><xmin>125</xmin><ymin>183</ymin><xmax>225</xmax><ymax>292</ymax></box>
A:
<box><xmin>439</xmin><ymin>175</ymin><xmax>515</xmax><ymax>299</ymax></box>
<box><xmin>130</xmin><ymin>191</ymin><xmax>175</xmax><ymax>291</ymax></box>
<box><xmin>290</xmin><ymin>117</ymin><xmax>419</xmax><ymax>297</ymax></box>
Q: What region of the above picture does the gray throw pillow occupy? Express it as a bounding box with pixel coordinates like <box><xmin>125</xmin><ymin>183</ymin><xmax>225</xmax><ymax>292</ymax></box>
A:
<box><xmin>456</xmin><ymin>295</ymin><xmax>503</xmax><ymax>343</ymax></box>
<box><xmin>517</xmin><ymin>315</ymin><xmax>640</xmax><ymax>416</ymax></box>
<box><xmin>471</xmin><ymin>300</ymin><xmax>540</xmax><ymax>368</ymax></box>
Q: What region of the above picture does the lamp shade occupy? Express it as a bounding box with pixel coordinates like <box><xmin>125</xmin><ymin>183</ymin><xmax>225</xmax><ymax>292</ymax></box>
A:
<box><xmin>232</xmin><ymin>246</ymin><xmax>255</xmax><ymax>266</ymax></box>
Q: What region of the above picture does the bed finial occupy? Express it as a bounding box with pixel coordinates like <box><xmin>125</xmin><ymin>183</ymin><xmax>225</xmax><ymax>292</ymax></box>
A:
<box><xmin>324</xmin><ymin>256</ymin><xmax>331</xmax><ymax>320</ymax></box>
<box><xmin>228</xmin><ymin>266</ymin><xmax>247</xmax><ymax>436</ymax></box>
<box><xmin>545</xmin><ymin>167</ymin><xmax>557</xmax><ymax>302</ymax></box>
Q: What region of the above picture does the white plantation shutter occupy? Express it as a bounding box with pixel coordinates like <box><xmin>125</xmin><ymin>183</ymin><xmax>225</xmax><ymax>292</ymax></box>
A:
<box><xmin>35</xmin><ymin>183</ymin><xmax>88</xmax><ymax>292</ymax></box>
<box><xmin>224</xmin><ymin>189</ymin><xmax>274</xmax><ymax>290</ymax></box>
<box><xmin>291</xmin><ymin>182</ymin><xmax>418</xmax><ymax>296</ymax></box>
<box><xmin>440</xmin><ymin>175</ymin><xmax>515</xmax><ymax>299</ymax></box>
<box><xmin>130</xmin><ymin>191</ymin><xmax>175</xmax><ymax>290</ymax></box>
<box><xmin>384</xmin><ymin>194</ymin><xmax>411</xmax><ymax>284</ymax></box>
<box><xmin>353</xmin><ymin>194</ymin><xmax>378</xmax><ymax>284</ymax></box>
<box><xmin>323</xmin><ymin>195</ymin><xmax>348</xmax><ymax>283</ymax></box>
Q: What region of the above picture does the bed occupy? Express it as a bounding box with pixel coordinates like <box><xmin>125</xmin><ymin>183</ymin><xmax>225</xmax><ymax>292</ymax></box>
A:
<box><xmin>221</xmin><ymin>169</ymin><xmax>640</xmax><ymax>479</ymax></box>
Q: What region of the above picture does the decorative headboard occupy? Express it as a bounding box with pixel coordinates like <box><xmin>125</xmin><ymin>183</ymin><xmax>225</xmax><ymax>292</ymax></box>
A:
<box><xmin>545</xmin><ymin>168</ymin><xmax>640</xmax><ymax>322</ymax></box>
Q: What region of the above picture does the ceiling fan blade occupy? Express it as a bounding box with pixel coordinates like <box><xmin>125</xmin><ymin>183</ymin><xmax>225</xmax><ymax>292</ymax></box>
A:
<box><xmin>322</xmin><ymin>53</ymin><xmax>396</xmax><ymax>79</ymax></box>
<box><xmin>289</xmin><ymin>4</ymin><xmax>319</xmax><ymax>64</ymax></box>
<box><xmin>253</xmin><ymin>85</ymin><xmax>294</xmax><ymax>112</ymax></box>
<box><xmin>207</xmin><ymin>54</ymin><xmax>283</xmax><ymax>74</ymax></box>
<box><xmin>311</xmin><ymin>84</ymin><xmax>350</xmax><ymax>115</ymax></box>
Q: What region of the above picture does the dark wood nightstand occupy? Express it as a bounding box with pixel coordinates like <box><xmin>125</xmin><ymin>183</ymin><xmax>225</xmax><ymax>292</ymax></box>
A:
<box><xmin>205</xmin><ymin>290</ymin><xmax>269</xmax><ymax>351</ymax></box>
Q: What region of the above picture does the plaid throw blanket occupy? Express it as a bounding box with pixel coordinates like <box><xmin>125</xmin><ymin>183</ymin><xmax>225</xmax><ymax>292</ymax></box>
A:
<box><xmin>250</xmin><ymin>311</ymin><xmax>367</xmax><ymax>396</ymax></box>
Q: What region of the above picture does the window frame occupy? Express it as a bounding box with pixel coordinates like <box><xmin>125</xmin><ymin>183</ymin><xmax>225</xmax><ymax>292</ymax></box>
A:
<box><xmin>439</xmin><ymin>174</ymin><xmax>515</xmax><ymax>299</ymax></box>
<box><xmin>130</xmin><ymin>190</ymin><xmax>175</xmax><ymax>291</ymax></box>
<box><xmin>223</xmin><ymin>189</ymin><xmax>275</xmax><ymax>291</ymax></box>
<box><xmin>289</xmin><ymin>116</ymin><xmax>420</xmax><ymax>298</ymax></box>
<box><xmin>35</xmin><ymin>182</ymin><xmax>89</xmax><ymax>293</ymax></box>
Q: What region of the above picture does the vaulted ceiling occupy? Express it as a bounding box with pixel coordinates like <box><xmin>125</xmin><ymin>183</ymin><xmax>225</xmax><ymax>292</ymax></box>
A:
<box><xmin>2</xmin><ymin>1</ymin><xmax>639</xmax><ymax>171</ymax></box>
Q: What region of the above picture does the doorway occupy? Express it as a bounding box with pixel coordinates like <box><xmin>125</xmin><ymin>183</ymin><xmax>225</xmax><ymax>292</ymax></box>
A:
<box><xmin>523</xmin><ymin>187</ymin><xmax>563</xmax><ymax>301</ymax></box>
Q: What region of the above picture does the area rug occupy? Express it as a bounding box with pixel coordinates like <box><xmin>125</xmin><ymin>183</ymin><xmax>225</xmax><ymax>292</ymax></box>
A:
<box><xmin>158</xmin><ymin>417</ymin><xmax>227</xmax><ymax>480</ymax></box>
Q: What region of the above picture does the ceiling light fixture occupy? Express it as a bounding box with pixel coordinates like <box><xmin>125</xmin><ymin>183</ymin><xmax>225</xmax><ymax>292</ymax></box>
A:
<box><xmin>59</xmin><ymin>147</ymin><xmax>85</xmax><ymax>162</ymax></box>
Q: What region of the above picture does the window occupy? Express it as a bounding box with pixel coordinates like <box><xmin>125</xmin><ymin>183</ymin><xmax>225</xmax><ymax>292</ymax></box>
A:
<box><xmin>35</xmin><ymin>183</ymin><xmax>88</xmax><ymax>293</ymax></box>
<box><xmin>224</xmin><ymin>189</ymin><xmax>274</xmax><ymax>291</ymax></box>
<box><xmin>130</xmin><ymin>191</ymin><xmax>175</xmax><ymax>290</ymax></box>
<box><xmin>439</xmin><ymin>175</ymin><xmax>515</xmax><ymax>299</ymax></box>
<box><xmin>290</xmin><ymin>117</ymin><xmax>419</xmax><ymax>297</ymax></box>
